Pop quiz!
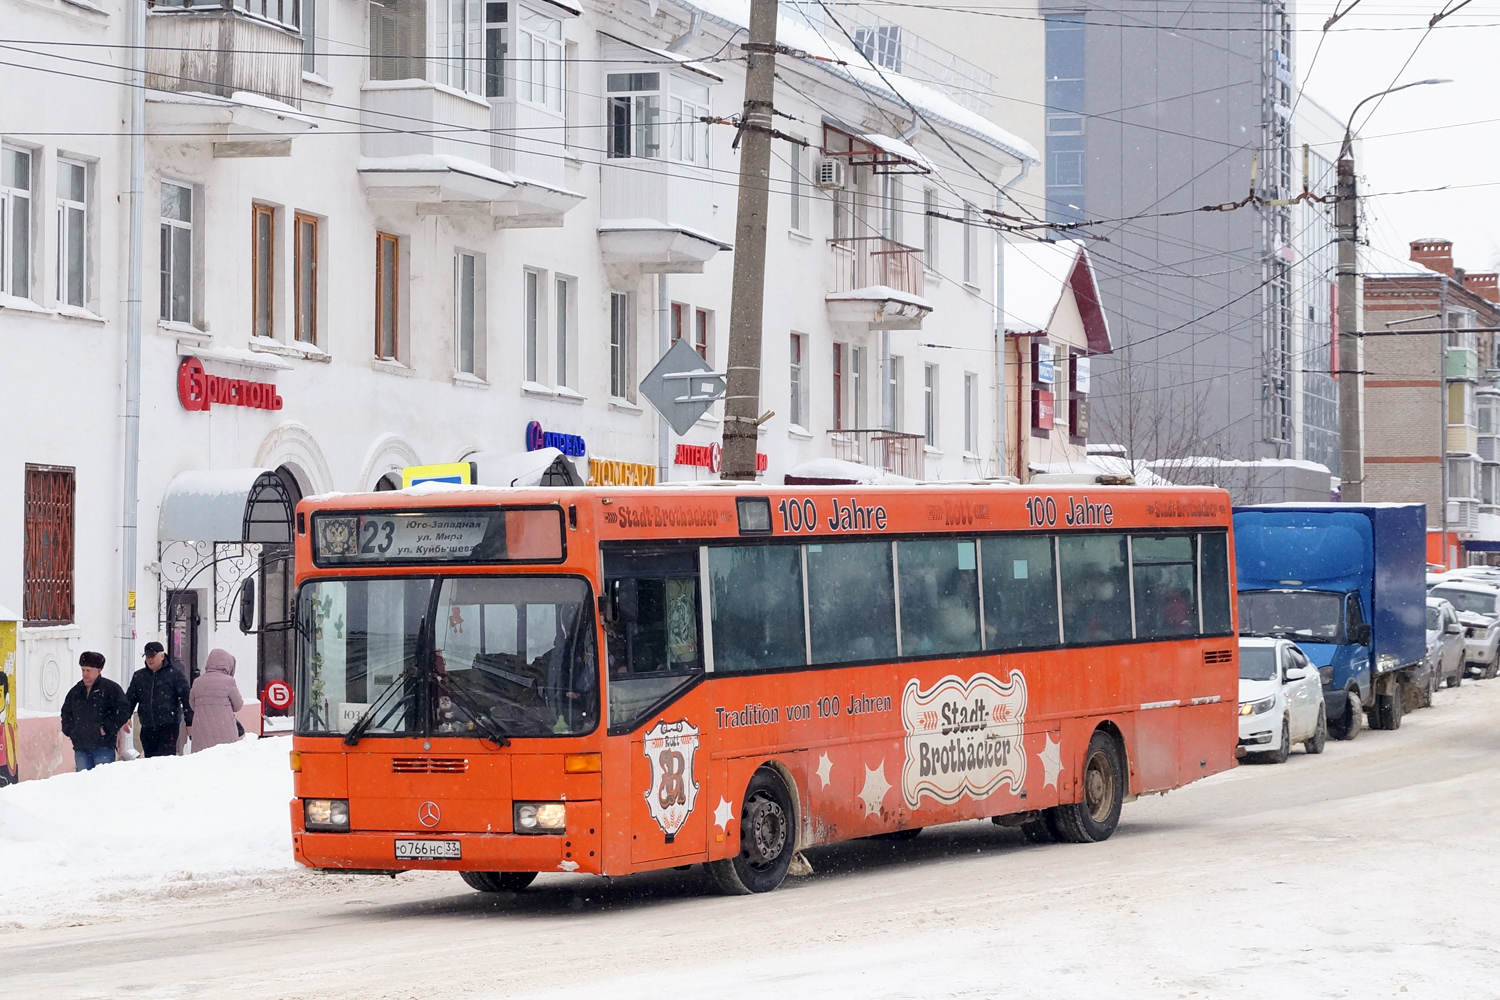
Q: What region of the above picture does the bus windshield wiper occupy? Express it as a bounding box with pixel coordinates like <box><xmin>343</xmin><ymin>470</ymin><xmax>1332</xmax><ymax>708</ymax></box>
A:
<box><xmin>344</xmin><ymin>672</ymin><xmax>413</xmax><ymax>746</ymax></box>
<box><xmin>441</xmin><ymin>673</ymin><xmax>511</xmax><ymax>747</ymax></box>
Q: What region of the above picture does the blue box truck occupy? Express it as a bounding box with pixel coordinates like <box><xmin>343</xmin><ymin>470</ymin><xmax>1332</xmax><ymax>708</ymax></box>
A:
<box><xmin>1233</xmin><ymin>503</ymin><xmax>1427</xmax><ymax>736</ymax></box>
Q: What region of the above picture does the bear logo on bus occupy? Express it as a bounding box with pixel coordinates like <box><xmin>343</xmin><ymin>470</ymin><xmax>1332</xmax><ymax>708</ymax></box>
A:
<box><xmin>643</xmin><ymin>718</ymin><xmax>701</xmax><ymax>836</ymax></box>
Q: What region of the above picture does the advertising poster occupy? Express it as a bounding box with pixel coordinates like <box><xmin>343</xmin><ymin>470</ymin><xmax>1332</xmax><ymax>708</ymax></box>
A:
<box><xmin>0</xmin><ymin>619</ymin><xmax>16</xmax><ymax>785</ymax></box>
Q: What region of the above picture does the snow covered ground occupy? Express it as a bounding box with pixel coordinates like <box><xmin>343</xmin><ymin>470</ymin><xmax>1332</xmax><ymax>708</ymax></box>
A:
<box><xmin>3</xmin><ymin>684</ymin><xmax>1500</xmax><ymax>998</ymax></box>
<box><xmin>0</xmin><ymin>737</ymin><xmax>295</xmax><ymax>929</ymax></box>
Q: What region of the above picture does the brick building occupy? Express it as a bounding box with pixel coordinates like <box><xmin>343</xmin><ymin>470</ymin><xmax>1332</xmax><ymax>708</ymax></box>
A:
<box><xmin>1362</xmin><ymin>239</ymin><xmax>1500</xmax><ymax>567</ymax></box>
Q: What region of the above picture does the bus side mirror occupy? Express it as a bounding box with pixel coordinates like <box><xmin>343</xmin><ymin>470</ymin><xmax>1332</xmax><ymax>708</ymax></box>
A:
<box><xmin>1352</xmin><ymin>622</ymin><xmax>1371</xmax><ymax>646</ymax></box>
<box><xmin>239</xmin><ymin>578</ymin><xmax>257</xmax><ymax>634</ymax></box>
<box><xmin>606</xmin><ymin>579</ymin><xmax>639</xmax><ymax>625</ymax></box>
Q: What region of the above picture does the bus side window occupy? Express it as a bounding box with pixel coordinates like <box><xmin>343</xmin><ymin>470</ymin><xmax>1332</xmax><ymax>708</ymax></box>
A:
<box><xmin>1058</xmin><ymin>534</ymin><xmax>1133</xmax><ymax>644</ymax></box>
<box><xmin>1199</xmin><ymin>532</ymin><xmax>1232</xmax><ymax>634</ymax></box>
<box><xmin>1131</xmin><ymin>535</ymin><xmax>1197</xmax><ymax>639</ymax></box>
<box><xmin>708</xmin><ymin>544</ymin><xmax>807</xmax><ymax>672</ymax></box>
<box><xmin>897</xmin><ymin>539</ymin><xmax>981</xmax><ymax>655</ymax></box>
<box><xmin>602</xmin><ymin>545</ymin><xmax>705</xmax><ymax>734</ymax></box>
<box><xmin>981</xmin><ymin>535</ymin><xmax>1059</xmax><ymax>649</ymax></box>
<box><xmin>806</xmin><ymin>540</ymin><xmax>898</xmax><ymax>664</ymax></box>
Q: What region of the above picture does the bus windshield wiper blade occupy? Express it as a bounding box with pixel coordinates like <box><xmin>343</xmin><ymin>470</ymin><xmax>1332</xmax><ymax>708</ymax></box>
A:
<box><xmin>441</xmin><ymin>674</ymin><xmax>511</xmax><ymax>747</ymax></box>
<box><xmin>344</xmin><ymin>676</ymin><xmax>411</xmax><ymax>746</ymax></box>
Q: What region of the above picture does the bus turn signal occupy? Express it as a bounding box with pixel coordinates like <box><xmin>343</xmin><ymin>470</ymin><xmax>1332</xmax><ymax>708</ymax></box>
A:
<box><xmin>563</xmin><ymin>753</ymin><xmax>601</xmax><ymax>774</ymax></box>
<box><xmin>289</xmin><ymin>751</ymin><xmax>303</xmax><ymax>772</ymax></box>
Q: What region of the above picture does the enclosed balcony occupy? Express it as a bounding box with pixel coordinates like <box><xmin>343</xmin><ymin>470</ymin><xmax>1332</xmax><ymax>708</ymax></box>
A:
<box><xmin>827</xmin><ymin>429</ymin><xmax>925</xmax><ymax>478</ymax></box>
<box><xmin>825</xmin><ymin>237</ymin><xmax>932</xmax><ymax>330</ymax></box>
<box><xmin>146</xmin><ymin>4</ymin><xmax>303</xmax><ymax>107</ymax></box>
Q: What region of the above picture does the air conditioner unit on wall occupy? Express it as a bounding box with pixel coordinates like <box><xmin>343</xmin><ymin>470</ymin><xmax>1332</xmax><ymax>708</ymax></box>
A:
<box><xmin>815</xmin><ymin>158</ymin><xmax>845</xmax><ymax>189</ymax></box>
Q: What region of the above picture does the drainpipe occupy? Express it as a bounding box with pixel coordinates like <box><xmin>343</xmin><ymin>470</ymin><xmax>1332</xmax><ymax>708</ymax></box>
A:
<box><xmin>667</xmin><ymin>9</ymin><xmax>703</xmax><ymax>52</ymax></box>
<box><xmin>997</xmin><ymin>162</ymin><xmax>1031</xmax><ymax>480</ymax></box>
<box><xmin>658</xmin><ymin>272</ymin><xmax>670</xmax><ymax>483</ymax></box>
<box><xmin>120</xmin><ymin>0</ymin><xmax>147</xmax><ymax>674</ymax></box>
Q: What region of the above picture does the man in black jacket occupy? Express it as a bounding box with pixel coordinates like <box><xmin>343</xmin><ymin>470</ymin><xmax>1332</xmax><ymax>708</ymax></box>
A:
<box><xmin>125</xmin><ymin>642</ymin><xmax>193</xmax><ymax>757</ymax></box>
<box><xmin>60</xmin><ymin>651</ymin><xmax>130</xmax><ymax>771</ymax></box>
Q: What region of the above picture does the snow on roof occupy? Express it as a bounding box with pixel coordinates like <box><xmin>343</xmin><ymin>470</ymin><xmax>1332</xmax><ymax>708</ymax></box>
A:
<box><xmin>1149</xmin><ymin>456</ymin><xmax>1332</xmax><ymax>474</ymax></box>
<box><xmin>859</xmin><ymin>130</ymin><xmax>938</xmax><ymax>175</ymax></box>
<box><xmin>158</xmin><ymin>468</ymin><xmax>272</xmax><ymax>542</ymax></box>
<box><xmin>599</xmin><ymin>32</ymin><xmax>726</xmax><ymax>82</ymax></box>
<box><xmin>1003</xmin><ymin>240</ymin><xmax>1111</xmax><ymax>352</ymax></box>
<box><xmin>825</xmin><ymin>285</ymin><xmax>933</xmax><ymax>310</ymax></box>
<box><xmin>785</xmin><ymin>458</ymin><xmax>917</xmax><ymax>485</ymax></box>
<box><xmin>1033</xmin><ymin>457</ymin><xmax>1174</xmax><ymax>486</ymax></box>
<box><xmin>675</xmin><ymin>0</ymin><xmax>1039</xmax><ymax>165</ymax></box>
<box><xmin>357</xmin><ymin>154</ymin><xmax>516</xmax><ymax>188</ymax></box>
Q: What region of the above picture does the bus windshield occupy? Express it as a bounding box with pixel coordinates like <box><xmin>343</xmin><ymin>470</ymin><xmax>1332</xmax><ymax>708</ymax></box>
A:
<box><xmin>1238</xmin><ymin>590</ymin><xmax>1343</xmax><ymax>642</ymax></box>
<box><xmin>296</xmin><ymin>576</ymin><xmax>598</xmax><ymax>739</ymax></box>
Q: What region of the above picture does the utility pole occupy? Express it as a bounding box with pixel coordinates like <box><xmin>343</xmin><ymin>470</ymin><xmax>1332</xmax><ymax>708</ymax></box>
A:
<box><xmin>720</xmin><ymin>0</ymin><xmax>778</xmax><ymax>480</ymax></box>
<box><xmin>1335</xmin><ymin>150</ymin><xmax>1361</xmax><ymax>501</ymax></box>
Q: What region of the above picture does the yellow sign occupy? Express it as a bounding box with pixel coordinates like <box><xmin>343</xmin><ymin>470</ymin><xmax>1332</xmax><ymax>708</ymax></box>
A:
<box><xmin>400</xmin><ymin>462</ymin><xmax>476</xmax><ymax>488</ymax></box>
<box><xmin>127</xmin><ymin>590</ymin><xmax>136</xmax><ymax>611</ymax></box>
<box><xmin>0</xmin><ymin>618</ymin><xmax>16</xmax><ymax>785</ymax></box>
<box><xmin>589</xmin><ymin>459</ymin><xmax>657</xmax><ymax>487</ymax></box>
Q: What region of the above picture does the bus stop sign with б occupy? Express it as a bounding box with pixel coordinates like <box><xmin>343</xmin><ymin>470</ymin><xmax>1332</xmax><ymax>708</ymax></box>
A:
<box><xmin>639</xmin><ymin>339</ymin><xmax>727</xmax><ymax>436</ymax></box>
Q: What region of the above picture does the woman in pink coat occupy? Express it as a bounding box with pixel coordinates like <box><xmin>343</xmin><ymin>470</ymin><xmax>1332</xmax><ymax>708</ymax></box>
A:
<box><xmin>189</xmin><ymin>649</ymin><xmax>244</xmax><ymax>752</ymax></box>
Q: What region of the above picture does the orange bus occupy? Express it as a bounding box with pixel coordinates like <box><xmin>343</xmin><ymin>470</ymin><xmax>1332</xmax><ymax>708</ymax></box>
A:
<box><xmin>289</xmin><ymin>483</ymin><xmax>1237</xmax><ymax>894</ymax></box>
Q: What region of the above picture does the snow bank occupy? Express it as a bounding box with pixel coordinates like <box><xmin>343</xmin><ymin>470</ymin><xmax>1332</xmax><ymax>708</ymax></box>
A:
<box><xmin>0</xmin><ymin>737</ymin><xmax>295</xmax><ymax>927</ymax></box>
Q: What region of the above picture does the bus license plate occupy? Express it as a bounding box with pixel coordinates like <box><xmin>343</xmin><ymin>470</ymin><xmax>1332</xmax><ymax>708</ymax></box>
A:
<box><xmin>395</xmin><ymin>839</ymin><xmax>461</xmax><ymax>860</ymax></box>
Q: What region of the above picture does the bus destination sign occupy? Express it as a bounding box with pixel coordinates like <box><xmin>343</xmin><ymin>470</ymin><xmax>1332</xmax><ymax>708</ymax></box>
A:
<box><xmin>310</xmin><ymin>508</ymin><xmax>564</xmax><ymax>566</ymax></box>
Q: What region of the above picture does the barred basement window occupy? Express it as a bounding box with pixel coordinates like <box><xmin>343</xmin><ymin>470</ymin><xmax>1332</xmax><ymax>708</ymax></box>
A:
<box><xmin>24</xmin><ymin>465</ymin><xmax>74</xmax><ymax>626</ymax></box>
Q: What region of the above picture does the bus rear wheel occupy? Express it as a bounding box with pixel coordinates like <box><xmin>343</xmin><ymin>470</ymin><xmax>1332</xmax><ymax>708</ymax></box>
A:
<box><xmin>460</xmin><ymin>871</ymin><xmax>537</xmax><ymax>893</ymax></box>
<box><xmin>708</xmin><ymin>769</ymin><xmax>796</xmax><ymax>895</ymax></box>
<box><xmin>1049</xmin><ymin>730</ymin><xmax>1125</xmax><ymax>844</ymax></box>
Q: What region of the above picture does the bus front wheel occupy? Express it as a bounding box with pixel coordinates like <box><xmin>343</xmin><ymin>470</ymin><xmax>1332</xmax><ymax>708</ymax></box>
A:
<box><xmin>460</xmin><ymin>871</ymin><xmax>537</xmax><ymax>893</ymax></box>
<box><xmin>708</xmin><ymin>769</ymin><xmax>796</xmax><ymax>895</ymax></box>
<box><xmin>1048</xmin><ymin>730</ymin><xmax>1125</xmax><ymax>844</ymax></box>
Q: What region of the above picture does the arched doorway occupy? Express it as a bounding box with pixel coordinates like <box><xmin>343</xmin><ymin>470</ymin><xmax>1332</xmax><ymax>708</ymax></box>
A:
<box><xmin>256</xmin><ymin>465</ymin><xmax>302</xmax><ymax>713</ymax></box>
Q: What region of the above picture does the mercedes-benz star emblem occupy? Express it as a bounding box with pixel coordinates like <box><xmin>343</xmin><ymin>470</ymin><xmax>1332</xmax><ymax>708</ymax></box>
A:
<box><xmin>417</xmin><ymin>801</ymin><xmax>441</xmax><ymax>828</ymax></box>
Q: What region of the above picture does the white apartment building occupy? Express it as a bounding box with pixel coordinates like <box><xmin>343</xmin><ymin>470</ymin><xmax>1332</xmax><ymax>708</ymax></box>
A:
<box><xmin>0</xmin><ymin>0</ymin><xmax>1036</xmax><ymax>776</ymax></box>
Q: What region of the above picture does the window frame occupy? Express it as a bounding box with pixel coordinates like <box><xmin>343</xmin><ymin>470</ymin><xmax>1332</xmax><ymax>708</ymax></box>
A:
<box><xmin>294</xmin><ymin>212</ymin><xmax>319</xmax><ymax>345</ymax></box>
<box><xmin>516</xmin><ymin>4</ymin><xmax>565</xmax><ymax>111</ymax></box>
<box><xmin>667</xmin><ymin>75</ymin><xmax>711</xmax><ymax>167</ymax></box>
<box><xmin>924</xmin><ymin>362</ymin><xmax>938</xmax><ymax>447</ymax></box>
<box><xmin>524</xmin><ymin>266</ymin><xmax>542</xmax><ymax>383</ymax></box>
<box><xmin>24</xmin><ymin>463</ymin><xmax>75</xmax><ymax>627</ymax></box>
<box><xmin>159</xmin><ymin>179</ymin><xmax>195</xmax><ymax>326</ymax></box>
<box><xmin>252</xmin><ymin>203</ymin><xmax>276</xmax><ymax>340</ymax></box>
<box><xmin>963</xmin><ymin>371</ymin><xmax>978</xmax><ymax>454</ymax></box>
<box><xmin>789</xmin><ymin>332</ymin><xmax>806</xmax><ymax>429</ymax></box>
<box><xmin>605</xmin><ymin>71</ymin><xmax>663</xmax><ymax>160</ymax></box>
<box><xmin>455</xmin><ymin>249</ymin><xmax>484</xmax><ymax>377</ymax></box>
<box><xmin>1</xmin><ymin>144</ymin><xmax>33</xmax><ymax>300</ymax></box>
<box><xmin>375</xmin><ymin>231</ymin><xmax>401</xmax><ymax>361</ymax></box>
<box><xmin>610</xmin><ymin>290</ymin><xmax>632</xmax><ymax>400</ymax></box>
<box><xmin>56</xmin><ymin>157</ymin><xmax>88</xmax><ymax>309</ymax></box>
<box><xmin>555</xmin><ymin>273</ymin><xmax>575</xmax><ymax>388</ymax></box>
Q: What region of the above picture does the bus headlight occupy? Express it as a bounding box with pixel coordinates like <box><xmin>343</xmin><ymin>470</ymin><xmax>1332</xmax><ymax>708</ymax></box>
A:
<box><xmin>304</xmin><ymin>798</ymin><xmax>350</xmax><ymax>832</ymax></box>
<box><xmin>514</xmin><ymin>801</ymin><xmax>566</xmax><ymax>834</ymax></box>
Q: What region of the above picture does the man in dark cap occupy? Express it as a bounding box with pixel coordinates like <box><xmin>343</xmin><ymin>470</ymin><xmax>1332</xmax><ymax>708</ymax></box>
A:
<box><xmin>60</xmin><ymin>651</ymin><xmax>129</xmax><ymax>771</ymax></box>
<box><xmin>124</xmin><ymin>641</ymin><xmax>193</xmax><ymax>758</ymax></box>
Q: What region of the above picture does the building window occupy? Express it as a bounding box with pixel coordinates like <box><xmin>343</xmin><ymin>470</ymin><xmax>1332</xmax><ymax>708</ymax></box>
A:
<box><xmin>160</xmin><ymin>181</ymin><xmax>193</xmax><ymax>324</ymax></box>
<box><xmin>832</xmin><ymin>343</ymin><xmax>844</xmax><ymax>430</ymax></box>
<box><xmin>371</xmin><ymin>0</ymin><xmax>427</xmax><ymax>81</ymax></box>
<box><xmin>694</xmin><ymin>308</ymin><xmax>710</xmax><ymax>361</ymax></box>
<box><xmin>606</xmin><ymin>73</ymin><xmax>661</xmax><ymax>159</ymax></box>
<box><xmin>924</xmin><ymin>364</ymin><xmax>938</xmax><ymax>446</ymax></box>
<box><xmin>24</xmin><ymin>464</ymin><xmax>74</xmax><ymax>626</ymax></box>
<box><xmin>963</xmin><ymin>372</ymin><xmax>978</xmax><ymax>453</ymax></box>
<box><xmin>524</xmin><ymin>268</ymin><xmax>542</xmax><ymax>382</ymax></box>
<box><xmin>485</xmin><ymin>1</ymin><xmax>507</xmax><ymax>97</ymax></box>
<box><xmin>610</xmin><ymin>291</ymin><xmax>631</xmax><ymax>399</ymax></box>
<box><xmin>923</xmin><ymin>188</ymin><xmax>938</xmax><ymax>271</ymax></box>
<box><xmin>242</xmin><ymin>0</ymin><xmax>301</xmax><ymax>29</ymax></box>
<box><xmin>563</xmin><ymin>41</ymin><xmax>581</xmax><ymax>143</ymax></box>
<box><xmin>1</xmin><ymin>145</ymin><xmax>31</xmax><ymax>299</ymax></box>
<box><xmin>852</xmin><ymin>346</ymin><xmax>867</xmax><ymax>427</ymax></box>
<box><xmin>887</xmin><ymin>355</ymin><xmax>904</xmax><ymax>430</ymax></box>
<box><xmin>375</xmin><ymin>231</ymin><xmax>400</xmax><ymax>360</ymax></box>
<box><xmin>790</xmin><ymin>142</ymin><xmax>807</xmax><ymax>232</ymax></box>
<box><xmin>671</xmin><ymin>301</ymin><xmax>685</xmax><ymax>347</ymax></box>
<box><xmin>301</xmin><ymin>0</ymin><xmax>317</xmax><ymax>73</ymax></box>
<box><xmin>555</xmin><ymin>275</ymin><xmax>573</xmax><ymax>386</ymax></box>
<box><xmin>853</xmin><ymin>23</ymin><xmax>902</xmax><ymax>71</ymax></box>
<box><xmin>880</xmin><ymin>174</ymin><xmax>902</xmax><ymax>243</ymax></box>
<box><xmin>1045</xmin><ymin>13</ymin><xmax>1086</xmax><ymax>224</ymax></box>
<box><xmin>252</xmin><ymin>204</ymin><xmax>275</xmax><ymax>339</ymax></box>
<box><xmin>517</xmin><ymin>6</ymin><xmax>564</xmax><ymax>110</ymax></box>
<box><xmin>456</xmin><ymin>251</ymin><xmax>479</xmax><ymax>375</ymax></box>
<box><xmin>668</xmin><ymin>77</ymin><xmax>710</xmax><ymax>167</ymax></box>
<box><xmin>294</xmin><ymin>213</ymin><xmax>318</xmax><ymax>344</ymax></box>
<box><xmin>962</xmin><ymin>205</ymin><xmax>978</xmax><ymax>286</ymax></box>
<box><xmin>438</xmin><ymin>0</ymin><xmax>484</xmax><ymax>94</ymax></box>
<box><xmin>56</xmin><ymin>158</ymin><xmax>87</xmax><ymax>308</ymax></box>
<box><xmin>790</xmin><ymin>333</ymin><xmax>806</xmax><ymax>429</ymax></box>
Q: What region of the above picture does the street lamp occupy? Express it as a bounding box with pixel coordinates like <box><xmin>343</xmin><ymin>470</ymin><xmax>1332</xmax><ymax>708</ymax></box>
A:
<box><xmin>1335</xmin><ymin>77</ymin><xmax>1451</xmax><ymax>502</ymax></box>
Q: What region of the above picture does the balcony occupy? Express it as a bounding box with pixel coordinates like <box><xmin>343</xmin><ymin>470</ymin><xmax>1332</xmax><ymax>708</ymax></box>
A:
<box><xmin>359</xmin><ymin>81</ymin><xmax>582</xmax><ymax>224</ymax></box>
<box><xmin>825</xmin><ymin>238</ymin><xmax>932</xmax><ymax>330</ymax></box>
<box><xmin>1447</xmin><ymin>347</ymin><xmax>1479</xmax><ymax>380</ymax></box>
<box><xmin>146</xmin><ymin>7</ymin><xmax>302</xmax><ymax>106</ymax></box>
<box><xmin>1448</xmin><ymin>424</ymin><xmax>1479</xmax><ymax>456</ymax></box>
<box><xmin>827</xmin><ymin>429</ymin><xmax>925</xmax><ymax>478</ymax></box>
<box><xmin>598</xmin><ymin>158</ymin><xmax>728</xmax><ymax>272</ymax></box>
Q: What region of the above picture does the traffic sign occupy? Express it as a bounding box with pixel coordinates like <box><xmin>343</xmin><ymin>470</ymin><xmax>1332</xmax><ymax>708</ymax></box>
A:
<box><xmin>263</xmin><ymin>679</ymin><xmax>293</xmax><ymax>712</ymax></box>
<box><xmin>639</xmin><ymin>338</ymin><xmax>727</xmax><ymax>436</ymax></box>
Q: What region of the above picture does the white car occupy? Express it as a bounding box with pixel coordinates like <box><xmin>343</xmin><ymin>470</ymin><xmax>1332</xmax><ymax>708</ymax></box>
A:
<box><xmin>1238</xmin><ymin>636</ymin><xmax>1328</xmax><ymax>764</ymax></box>
<box><xmin>1426</xmin><ymin>581</ymin><xmax>1500</xmax><ymax>679</ymax></box>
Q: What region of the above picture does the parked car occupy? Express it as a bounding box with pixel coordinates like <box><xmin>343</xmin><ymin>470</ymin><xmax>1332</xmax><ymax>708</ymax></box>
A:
<box><xmin>1424</xmin><ymin>598</ymin><xmax>1466</xmax><ymax>694</ymax></box>
<box><xmin>1238</xmin><ymin>637</ymin><xmax>1328</xmax><ymax>764</ymax></box>
<box><xmin>1426</xmin><ymin>581</ymin><xmax>1500</xmax><ymax>679</ymax></box>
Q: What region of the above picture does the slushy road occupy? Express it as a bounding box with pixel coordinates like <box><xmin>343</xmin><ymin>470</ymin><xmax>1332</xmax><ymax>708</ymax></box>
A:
<box><xmin>6</xmin><ymin>682</ymin><xmax>1500</xmax><ymax>999</ymax></box>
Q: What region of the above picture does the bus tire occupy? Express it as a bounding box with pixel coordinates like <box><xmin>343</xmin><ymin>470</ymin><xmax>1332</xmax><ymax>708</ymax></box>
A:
<box><xmin>1050</xmin><ymin>730</ymin><xmax>1125</xmax><ymax>844</ymax></box>
<box><xmin>1329</xmin><ymin>691</ymin><xmax>1360</xmax><ymax>741</ymax></box>
<box><xmin>708</xmin><ymin>769</ymin><xmax>796</xmax><ymax>895</ymax></box>
<box><xmin>460</xmin><ymin>871</ymin><xmax>537</xmax><ymax>893</ymax></box>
